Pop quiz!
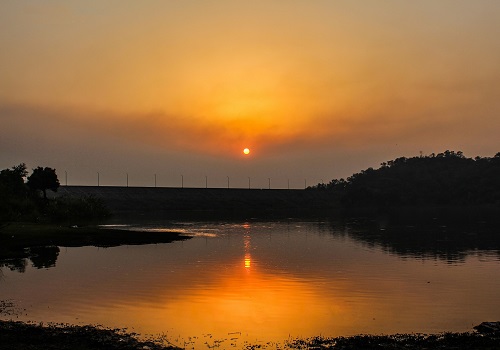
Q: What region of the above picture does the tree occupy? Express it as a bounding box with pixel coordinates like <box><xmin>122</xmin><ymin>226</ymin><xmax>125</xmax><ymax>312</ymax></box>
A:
<box><xmin>0</xmin><ymin>163</ymin><xmax>28</xmax><ymax>197</ymax></box>
<box><xmin>0</xmin><ymin>163</ymin><xmax>29</xmax><ymax>222</ymax></box>
<box><xmin>27</xmin><ymin>167</ymin><xmax>60</xmax><ymax>199</ymax></box>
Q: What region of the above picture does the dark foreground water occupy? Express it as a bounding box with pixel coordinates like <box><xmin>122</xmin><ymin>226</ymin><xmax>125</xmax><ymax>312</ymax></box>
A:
<box><xmin>1</xmin><ymin>216</ymin><xmax>499</xmax><ymax>348</ymax></box>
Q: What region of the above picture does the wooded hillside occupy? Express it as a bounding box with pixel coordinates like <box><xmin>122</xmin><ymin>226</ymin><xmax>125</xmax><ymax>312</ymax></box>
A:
<box><xmin>309</xmin><ymin>151</ymin><xmax>500</xmax><ymax>206</ymax></box>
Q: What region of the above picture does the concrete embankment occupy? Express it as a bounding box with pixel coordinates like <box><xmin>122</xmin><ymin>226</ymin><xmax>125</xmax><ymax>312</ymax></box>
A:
<box><xmin>53</xmin><ymin>186</ymin><xmax>335</xmax><ymax>218</ymax></box>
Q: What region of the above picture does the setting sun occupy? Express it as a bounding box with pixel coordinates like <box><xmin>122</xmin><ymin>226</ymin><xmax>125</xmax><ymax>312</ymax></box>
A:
<box><xmin>243</xmin><ymin>148</ymin><xmax>250</xmax><ymax>155</ymax></box>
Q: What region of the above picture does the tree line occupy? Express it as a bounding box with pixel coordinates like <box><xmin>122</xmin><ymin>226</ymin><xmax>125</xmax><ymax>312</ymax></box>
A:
<box><xmin>308</xmin><ymin>151</ymin><xmax>500</xmax><ymax>207</ymax></box>
<box><xmin>0</xmin><ymin>163</ymin><xmax>108</xmax><ymax>223</ymax></box>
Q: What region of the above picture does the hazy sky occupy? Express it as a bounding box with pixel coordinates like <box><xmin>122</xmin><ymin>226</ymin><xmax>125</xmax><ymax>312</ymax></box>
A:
<box><xmin>2</xmin><ymin>1</ymin><xmax>500</xmax><ymax>188</ymax></box>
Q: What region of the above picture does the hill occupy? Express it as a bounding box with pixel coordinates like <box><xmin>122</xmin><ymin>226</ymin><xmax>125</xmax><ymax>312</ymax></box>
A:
<box><xmin>309</xmin><ymin>150</ymin><xmax>500</xmax><ymax>207</ymax></box>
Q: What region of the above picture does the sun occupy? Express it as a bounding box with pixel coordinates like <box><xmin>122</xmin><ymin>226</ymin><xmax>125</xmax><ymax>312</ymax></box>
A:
<box><xmin>243</xmin><ymin>148</ymin><xmax>250</xmax><ymax>155</ymax></box>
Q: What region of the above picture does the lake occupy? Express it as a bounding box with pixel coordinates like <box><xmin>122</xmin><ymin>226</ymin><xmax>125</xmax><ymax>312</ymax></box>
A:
<box><xmin>1</xmin><ymin>215</ymin><xmax>499</xmax><ymax>348</ymax></box>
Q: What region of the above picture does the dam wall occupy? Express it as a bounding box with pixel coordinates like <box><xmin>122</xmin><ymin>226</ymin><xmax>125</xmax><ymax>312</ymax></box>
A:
<box><xmin>52</xmin><ymin>186</ymin><xmax>335</xmax><ymax>218</ymax></box>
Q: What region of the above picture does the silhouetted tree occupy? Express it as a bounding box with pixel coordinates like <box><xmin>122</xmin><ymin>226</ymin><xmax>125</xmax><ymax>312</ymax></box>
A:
<box><xmin>27</xmin><ymin>167</ymin><xmax>60</xmax><ymax>199</ymax></box>
<box><xmin>1</xmin><ymin>163</ymin><xmax>108</xmax><ymax>222</ymax></box>
<box><xmin>0</xmin><ymin>163</ymin><xmax>30</xmax><ymax>221</ymax></box>
<box><xmin>0</xmin><ymin>163</ymin><xmax>28</xmax><ymax>197</ymax></box>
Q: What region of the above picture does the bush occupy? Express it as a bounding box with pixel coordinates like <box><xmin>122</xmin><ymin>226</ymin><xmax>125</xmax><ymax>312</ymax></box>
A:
<box><xmin>44</xmin><ymin>195</ymin><xmax>110</xmax><ymax>222</ymax></box>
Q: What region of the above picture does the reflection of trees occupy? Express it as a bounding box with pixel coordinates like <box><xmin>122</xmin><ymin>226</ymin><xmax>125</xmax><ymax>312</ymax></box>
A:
<box><xmin>0</xmin><ymin>246</ymin><xmax>60</xmax><ymax>273</ymax></box>
<box><xmin>1</xmin><ymin>258</ymin><xmax>27</xmax><ymax>273</ymax></box>
<box><xmin>326</xmin><ymin>212</ymin><xmax>500</xmax><ymax>263</ymax></box>
<box><xmin>28</xmin><ymin>246</ymin><xmax>60</xmax><ymax>269</ymax></box>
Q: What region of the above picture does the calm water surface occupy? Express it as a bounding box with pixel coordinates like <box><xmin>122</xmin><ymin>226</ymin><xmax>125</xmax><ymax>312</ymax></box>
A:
<box><xmin>1</xmin><ymin>218</ymin><xmax>499</xmax><ymax>348</ymax></box>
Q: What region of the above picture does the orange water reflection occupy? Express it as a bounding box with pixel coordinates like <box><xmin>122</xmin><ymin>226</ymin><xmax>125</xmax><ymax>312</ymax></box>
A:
<box><xmin>120</xmin><ymin>254</ymin><xmax>351</xmax><ymax>345</ymax></box>
<box><xmin>2</xmin><ymin>221</ymin><xmax>500</xmax><ymax>348</ymax></box>
<box><xmin>91</xmin><ymin>226</ymin><xmax>384</xmax><ymax>344</ymax></box>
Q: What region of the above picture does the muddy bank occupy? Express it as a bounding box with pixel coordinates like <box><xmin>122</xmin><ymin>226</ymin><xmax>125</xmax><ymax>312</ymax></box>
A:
<box><xmin>285</xmin><ymin>331</ymin><xmax>500</xmax><ymax>349</ymax></box>
<box><xmin>0</xmin><ymin>318</ymin><xmax>499</xmax><ymax>349</ymax></box>
<box><xmin>0</xmin><ymin>320</ymin><xmax>180</xmax><ymax>350</ymax></box>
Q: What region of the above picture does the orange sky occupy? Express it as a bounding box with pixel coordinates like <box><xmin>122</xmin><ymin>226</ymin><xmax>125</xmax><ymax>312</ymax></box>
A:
<box><xmin>1</xmin><ymin>1</ymin><xmax>500</xmax><ymax>187</ymax></box>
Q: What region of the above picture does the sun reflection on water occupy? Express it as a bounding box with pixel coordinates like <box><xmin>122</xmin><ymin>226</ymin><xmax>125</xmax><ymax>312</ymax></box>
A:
<box><xmin>244</xmin><ymin>255</ymin><xmax>251</xmax><ymax>269</ymax></box>
<box><xmin>244</xmin><ymin>223</ymin><xmax>252</xmax><ymax>269</ymax></box>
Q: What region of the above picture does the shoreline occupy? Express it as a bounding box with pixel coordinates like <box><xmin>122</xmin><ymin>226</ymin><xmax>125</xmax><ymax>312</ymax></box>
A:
<box><xmin>0</xmin><ymin>318</ymin><xmax>499</xmax><ymax>350</ymax></box>
<box><xmin>2</xmin><ymin>301</ymin><xmax>499</xmax><ymax>350</ymax></box>
<box><xmin>0</xmin><ymin>319</ymin><xmax>180</xmax><ymax>350</ymax></box>
<box><xmin>0</xmin><ymin>222</ymin><xmax>190</xmax><ymax>262</ymax></box>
